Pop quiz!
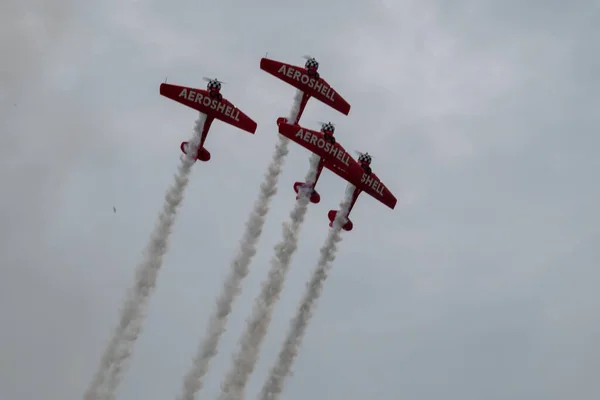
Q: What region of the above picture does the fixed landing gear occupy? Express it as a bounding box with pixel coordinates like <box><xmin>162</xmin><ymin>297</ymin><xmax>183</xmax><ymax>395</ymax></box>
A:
<box><xmin>307</xmin><ymin>69</ymin><xmax>320</xmax><ymax>80</ymax></box>
<box><xmin>209</xmin><ymin>90</ymin><xmax>223</xmax><ymax>101</ymax></box>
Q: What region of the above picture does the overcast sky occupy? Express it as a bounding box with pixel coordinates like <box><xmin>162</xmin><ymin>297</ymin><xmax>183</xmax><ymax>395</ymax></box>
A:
<box><xmin>1</xmin><ymin>0</ymin><xmax>599</xmax><ymax>399</ymax></box>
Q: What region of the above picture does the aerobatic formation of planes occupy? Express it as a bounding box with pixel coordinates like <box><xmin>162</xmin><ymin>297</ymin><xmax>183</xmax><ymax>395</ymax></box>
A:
<box><xmin>160</xmin><ymin>55</ymin><xmax>397</xmax><ymax>231</ymax></box>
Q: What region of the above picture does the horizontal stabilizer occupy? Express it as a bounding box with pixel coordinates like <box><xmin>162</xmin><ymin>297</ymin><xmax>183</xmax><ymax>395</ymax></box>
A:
<box><xmin>293</xmin><ymin>182</ymin><xmax>320</xmax><ymax>204</ymax></box>
<box><xmin>328</xmin><ymin>210</ymin><xmax>353</xmax><ymax>231</ymax></box>
<box><xmin>181</xmin><ymin>142</ymin><xmax>211</xmax><ymax>162</ymax></box>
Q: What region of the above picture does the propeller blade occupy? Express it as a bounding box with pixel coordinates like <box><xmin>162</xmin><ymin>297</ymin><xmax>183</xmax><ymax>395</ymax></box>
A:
<box><xmin>202</xmin><ymin>77</ymin><xmax>227</xmax><ymax>84</ymax></box>
<box><xmin>317</xmin><ymin>120</ymin><xmax>336</xmax><ymax>126</ymax></box>
<box><xmin>302</xmin><ymin>54</ymin><xmax>314</xmax><ymax>60</ymax></box>
<box><xmin>354</xmin><ymin>150</ymin><xmax>374</xmax><ymax>157</ymax></box>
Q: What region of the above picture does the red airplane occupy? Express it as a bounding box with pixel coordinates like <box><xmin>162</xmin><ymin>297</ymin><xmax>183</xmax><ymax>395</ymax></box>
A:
<box><xmin>327</xmin><ymin>151</ymin><xmax>397</xmax><ymax>231</ymax></box>
<box><xmin>261</xmin><ymin>56</ymin><xmax>351</xmax><ymax>123</ymax></box>
<box><xmin>277</xmin><ymin>119</ymin><xmax>397</xmax><ymax>231</ymax></box>
<box><xmin>160</xmin><ymin>77</ymin><xmax>257</xmax><ymax>162</ymax></box>
<box><xmin>276</xmin><ymin>117</ymin><xmax>339</xmax><ymax>204</ymax></box>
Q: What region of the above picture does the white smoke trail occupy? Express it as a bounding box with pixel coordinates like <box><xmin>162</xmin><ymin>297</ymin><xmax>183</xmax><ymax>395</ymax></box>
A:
<box><xmin>177</xmin><ymin>90</ymin><xmax>305</xmax><ymax>400</ymax></box>
<box><xmin>84</xmin><ymin>113</ymin><xmax>207</xmax><ymax>400</ymax></box>
<box><xmin>217</xmin><ymin>153</ymin><xmax>322</xmax><ymax>400</ymax></box>
<box><xmin>257</xmin><ymin>183</ymin><xmax>355</xmax><ymax>400</ymax></box>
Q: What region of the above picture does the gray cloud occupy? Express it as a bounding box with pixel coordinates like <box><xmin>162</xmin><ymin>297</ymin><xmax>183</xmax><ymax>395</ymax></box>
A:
<box><xmin>1</xmin><ymin>0</ymin><xmax>599</xmax><ymax>399</ymax></box>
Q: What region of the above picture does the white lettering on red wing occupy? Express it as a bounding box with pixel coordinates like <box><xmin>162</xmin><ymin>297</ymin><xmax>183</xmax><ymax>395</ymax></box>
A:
<box><xmin>293</xmin><ymin>127</ymin><xmax>350</xmax><ymax>167</ymax></box>
<box><xmin>186</xmin><ymin>89</ymin><xmax>195</xmax><ymax>101</ymax></box>
<box><xmin>276</xmin><ymin>65</ymin><xmax>335</xmax><ymax>102</ymax></box>
<box><xmin>303</xmin><ymin>130</ymin><xmax>311</xmax><ymax>142</ymax></box>
<box><xmin>177</xmin><ymin>88</ymin><xmax>240</xmax><ymax>122</ymax></box>
<box><xmin>360</xmin><ymin>173</ymin><xmax>386</xmax><ymax>196</ymax></box>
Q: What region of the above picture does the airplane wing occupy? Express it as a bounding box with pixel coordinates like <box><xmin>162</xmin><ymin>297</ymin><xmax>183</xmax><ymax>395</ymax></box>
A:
<box><xmin>277</xmin><ymin>119</ymin><xmax>356</xmax><ymax>177</ymax></box>
<box><xmin>322</xmin><ymin>159</ymin><xmax>359</xmax><ymax>185</ymax></box>
<box><xmin>322</xmin><ymin>148</ymin><xmax>397</xmax><ymax>210</ymax></box>
<box><xmin>261</xmin><ymin>58</ymin><xmax>351</xmax><ymax>116</ymax></box>
<box><xmin>354</xmin><ymin>170</ymin><xmax>397</xmax><ymax>210</ymax></box>
<box><xmin>277</xmin><ymin>119</ymin><xmax>397</xmax><ymax>210</ymax></box>
<box><xmin>322</xmin><ymin>155</ymin><xmax>396</xmax><ymax>210</ymax></box>
<box><xmin>160</xmin><ymin>83</ymin><xmax>257</xmax><ymax>134</ymax></box>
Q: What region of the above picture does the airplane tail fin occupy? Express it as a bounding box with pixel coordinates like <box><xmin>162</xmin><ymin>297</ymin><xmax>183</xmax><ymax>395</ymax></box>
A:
<box><xmin>180</xmin><ymin>141</ymin><xmax>211</xmax><ymax>162</ymax></box>
<box><xmin>328</xmin><ymin>210</ymin><xmax>353</xmax><ymax>231</ymax></box>
<box><xmin>294</xmin><ymin>181</ymin><xmax>320</xmax><ymax>204</ymax></box>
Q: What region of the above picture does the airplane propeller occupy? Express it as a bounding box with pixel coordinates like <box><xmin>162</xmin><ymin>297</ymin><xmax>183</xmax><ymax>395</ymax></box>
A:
<box><xmin>317</xmin><ymin>120</ymin><xmax>336</xmax><ymax>127</ymax></box>
<box><xmin>302</xmin><ymin>55</ymin><xmax>315</xmax><ymax>61</ymax></box>
<box><xmin>202</xmin><ymin>77</ymin><xmax>226</xmax><ymax>85</ymax></box>
<box><xmin>354</xmin><ymin>150</ymin><xmax>374</xmax><ymax>160</ymax></box>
